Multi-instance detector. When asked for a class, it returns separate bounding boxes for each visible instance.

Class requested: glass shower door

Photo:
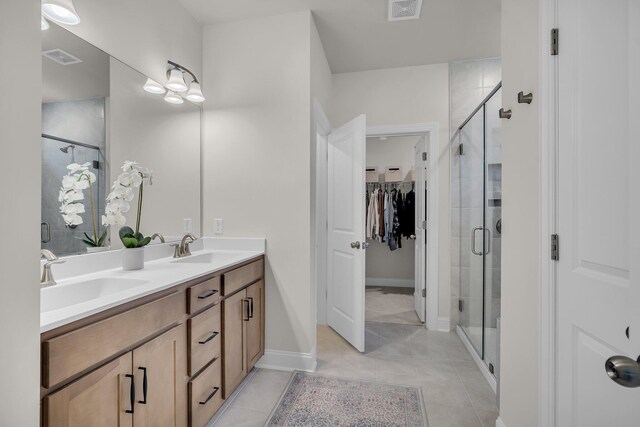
[458,108,486,357]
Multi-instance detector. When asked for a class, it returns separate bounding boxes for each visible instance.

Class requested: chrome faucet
[171,233,197,258]
[41,249,65,286]
[151,233,165,243]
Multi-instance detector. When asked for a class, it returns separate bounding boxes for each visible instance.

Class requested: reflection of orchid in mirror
[59,162,107,247]
[103,161,154,248]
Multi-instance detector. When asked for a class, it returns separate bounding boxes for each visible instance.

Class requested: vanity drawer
[42,292,184,389]
[189,358,223,427]
[222,259,263,296]
[188,276,221,314]
[188,304,221,376]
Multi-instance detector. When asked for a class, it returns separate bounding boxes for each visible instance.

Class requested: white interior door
[327,115,366,352]
[414,137,427,323]
[557,0,640,425]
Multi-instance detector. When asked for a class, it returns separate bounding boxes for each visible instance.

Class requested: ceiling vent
[42,49,82,65]
[388,0,423,21]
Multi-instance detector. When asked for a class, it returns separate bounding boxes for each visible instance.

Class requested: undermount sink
[171,252,240,265]
[41,277,150,313]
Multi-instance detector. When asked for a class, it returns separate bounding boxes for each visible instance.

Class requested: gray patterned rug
[265,372,428,427]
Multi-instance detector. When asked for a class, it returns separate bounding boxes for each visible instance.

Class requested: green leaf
[138,237,152,247]
[119,226,135,241]
[136,232,145,243]
[83,232,97,246]
[81,239,96,246]
[122,236,139,248]
[97,228,108,247]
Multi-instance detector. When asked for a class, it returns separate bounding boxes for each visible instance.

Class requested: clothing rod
[41,133,101,151]
[453,81,503,139]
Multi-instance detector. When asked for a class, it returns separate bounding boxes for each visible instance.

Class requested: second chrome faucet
[171,233,197,258]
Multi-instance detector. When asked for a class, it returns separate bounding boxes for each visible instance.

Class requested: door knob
[605,355,640,388]
[350,241,361,249]
[362,242,370,249]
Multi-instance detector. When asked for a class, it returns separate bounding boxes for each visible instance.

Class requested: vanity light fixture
[166,60,205,102]
[41,16,50,31]
[41,0,81,26]
[164,90,184,105]
[166,68,188,92]
[143,78,166,95]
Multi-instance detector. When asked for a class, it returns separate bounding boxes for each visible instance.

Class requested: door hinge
[422,152,427,161]
[551,28,559,55]
[422,289,426,298]
[488,363,495,374]
[459,143,464,155]
[551,234,559,261]
[458,300,463,312]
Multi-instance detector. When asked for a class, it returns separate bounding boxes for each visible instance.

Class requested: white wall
[202,12,315,359]
[63,0,202,85]
[330,64,451,318]
[0,0,42,425]
[499,0,540,425]
[365,136,418,282]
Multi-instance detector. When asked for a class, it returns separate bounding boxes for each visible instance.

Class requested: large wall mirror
[41,23,201,256]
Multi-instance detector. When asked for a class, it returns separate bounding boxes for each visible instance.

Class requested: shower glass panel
[41,136,104,256]
[453,82,502,377]
[457,109,485,357]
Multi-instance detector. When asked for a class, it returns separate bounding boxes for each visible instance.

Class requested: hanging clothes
[366,183,416,249]
[402,189,415,238]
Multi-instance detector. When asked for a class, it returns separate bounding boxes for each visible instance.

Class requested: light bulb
[164,91,184,104]
[143,78,166,95]
[166,68,188,92]
[41,0,80,25]
[185,81,205,103]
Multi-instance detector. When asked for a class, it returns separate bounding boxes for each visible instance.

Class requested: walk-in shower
[451,82,502,389]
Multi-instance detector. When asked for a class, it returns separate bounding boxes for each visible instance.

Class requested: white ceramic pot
[86,246,109,254]
[122,247,145,271]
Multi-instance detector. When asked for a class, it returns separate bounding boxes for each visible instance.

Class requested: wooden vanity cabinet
[41,255,264,427]
[222,277,265,398]
[43,326,186,427]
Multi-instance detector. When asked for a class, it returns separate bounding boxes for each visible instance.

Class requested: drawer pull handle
[197,289,218,300]
[138,367,148,404]
[248,297,254,319]
[243,299,250,321]
[125,374,135,414]
[199,387,220,405]
[198,331,219,345]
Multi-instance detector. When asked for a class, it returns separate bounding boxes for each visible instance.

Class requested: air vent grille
[388,0,423,21]
[42,49,82,65]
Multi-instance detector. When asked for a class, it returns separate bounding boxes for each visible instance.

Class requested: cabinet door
[246,280,264,371]
[222,290,247,398]
[44,353,133,427]
[132,325,188,427]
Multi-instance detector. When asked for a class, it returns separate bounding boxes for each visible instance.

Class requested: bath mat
[265,371,428,427]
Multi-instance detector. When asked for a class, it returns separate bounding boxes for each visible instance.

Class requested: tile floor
[365,286,423,326]
[211,323,499,427]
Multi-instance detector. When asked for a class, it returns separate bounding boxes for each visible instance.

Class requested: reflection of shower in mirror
[60,145,75,162]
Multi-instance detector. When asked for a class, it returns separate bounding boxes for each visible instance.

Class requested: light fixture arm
[167,60,199,84]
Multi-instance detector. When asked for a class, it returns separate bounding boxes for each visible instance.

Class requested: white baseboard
[456,326,497,393]
[495,416,506,427]
[437,317,450,332]
[255,349,317,372]
[366,277,415,288]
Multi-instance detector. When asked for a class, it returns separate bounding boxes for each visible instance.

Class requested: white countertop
[40,238,265,333]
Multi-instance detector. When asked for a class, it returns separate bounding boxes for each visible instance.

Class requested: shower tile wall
[42,98,107,256]
[449,58,501,328]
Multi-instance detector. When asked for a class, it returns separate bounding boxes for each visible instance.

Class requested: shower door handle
[41,222,51,244]
[471,227,483,255]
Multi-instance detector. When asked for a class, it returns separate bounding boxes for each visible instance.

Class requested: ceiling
[42,23,110,103]
[177,0,501,73]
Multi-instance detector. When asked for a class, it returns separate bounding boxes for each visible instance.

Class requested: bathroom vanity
[39,243,265,427]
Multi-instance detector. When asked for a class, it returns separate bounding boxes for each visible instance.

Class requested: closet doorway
[315,109,439,352]
[365,135,423,326]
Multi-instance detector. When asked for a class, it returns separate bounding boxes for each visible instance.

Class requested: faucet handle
[170,243,181,258]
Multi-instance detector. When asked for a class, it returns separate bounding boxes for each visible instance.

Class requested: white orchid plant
[59,162,108,248]
[103,161,154,249]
